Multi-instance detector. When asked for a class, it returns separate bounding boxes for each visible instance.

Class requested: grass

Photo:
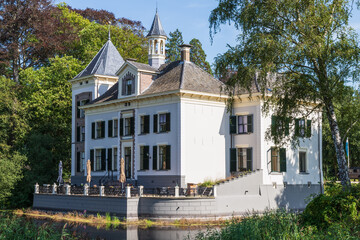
[4,209,231,229]
[0,212,78,240]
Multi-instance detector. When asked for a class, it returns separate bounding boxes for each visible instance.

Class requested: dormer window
[121,72,135,96]
[126,79,132,95]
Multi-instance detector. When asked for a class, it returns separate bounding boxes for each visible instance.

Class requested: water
[31,218,211,240]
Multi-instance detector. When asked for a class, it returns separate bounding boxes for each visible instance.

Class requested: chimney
[179,44,192,62]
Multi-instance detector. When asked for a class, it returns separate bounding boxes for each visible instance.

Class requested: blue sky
[55,0,360,67]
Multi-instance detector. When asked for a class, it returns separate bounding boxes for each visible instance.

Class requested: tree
[209,0,360,189]
[189,38,213,75]
[166,29,184,62]
[0,0,77,83]
[323,87,360,179]
[59,5,148,64]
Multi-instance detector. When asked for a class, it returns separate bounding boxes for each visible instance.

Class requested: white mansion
[70,12,323,189]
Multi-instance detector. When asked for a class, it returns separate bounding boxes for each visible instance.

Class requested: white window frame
[299,149,307,173]
[112,147,118,171]
[95,149,102,171]
[113,119,118,137]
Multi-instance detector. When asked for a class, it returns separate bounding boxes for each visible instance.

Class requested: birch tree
[210,0,360,189]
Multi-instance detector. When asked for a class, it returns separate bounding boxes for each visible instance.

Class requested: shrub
[302,183,360,230]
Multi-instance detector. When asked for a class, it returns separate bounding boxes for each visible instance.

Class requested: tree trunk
[326,101,351,189]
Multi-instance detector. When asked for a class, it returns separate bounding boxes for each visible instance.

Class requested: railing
[35,183,214,198]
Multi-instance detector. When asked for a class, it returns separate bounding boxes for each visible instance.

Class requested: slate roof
[147,11,166,37]
[88,82,118,105]
[74,40,124,79]
[128,60,158,72]
[142,61,224,95]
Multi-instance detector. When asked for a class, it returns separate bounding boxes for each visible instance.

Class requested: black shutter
[280,148,286,172]
[247,115,253,133]
[153,146,157,170]
[101,121,105,138]
[130,117,135,135]
[271,115,277,136]
[153,114,158,133]
[77,101,80,118]
[230,116,237,134]
[144,115,150,133]
[90,149,94,170]
[166,113,171,132]
[166,145,171,170]
[306,120,312,138]
[144,146,149,170]
[131,78,135,94]
[108,120,113,138]
[246,148,253,171]
[91,122,95,139]
[77,126,81,142]
[108,148,112,171]
[120,118,124,136]
[76,152,81,172]
[122,78,126,95]
[285,118,290,136]
[295,119,300,136]
[101,149,106,171]
[230,148,236,172]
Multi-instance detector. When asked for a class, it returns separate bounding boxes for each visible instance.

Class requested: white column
[65,184,71,195]
[139,185,144,197]
[175,186,179,197]
[100,185,105,196]
[126,186,131,198]
[34,183,39,194]
[84,183,89,196]
[52,183,57,195]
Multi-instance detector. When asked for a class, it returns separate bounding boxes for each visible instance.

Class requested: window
[94,149,106,171]
[299,151,307,173]
[124,118,131,136]
[121,73,135,96]
[238,148,252,171]
[158,145,171,170]
[124,147,132,178]
[270,147,286,173]
[113,147,118,171]
[126,79,132,95]
[80,152,85,172]
[229,115,253,134]
[230,148,252,172]
[120,117,134,137]
[140,115,150,134]
[81,126,85,142]
[113,119,118,137]
[92,121,105,139]
[108,119,118,137]
[77,99,89,119]
[95,149,102,171]
[153,113,170,133]
[159,114,167,132]
[271,115,290,137]
[76,151,85,172]
[295,118,312,138]
[140,146,150,170]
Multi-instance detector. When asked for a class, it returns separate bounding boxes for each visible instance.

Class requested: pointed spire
[108,22,111,41]
[147,10,166,37]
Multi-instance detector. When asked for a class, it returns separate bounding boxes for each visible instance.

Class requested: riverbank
[3,209,235,229]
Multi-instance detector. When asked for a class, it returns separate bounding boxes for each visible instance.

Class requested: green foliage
[189,38,213,75]
[165,29,184,62]
[59,4,148,64]
[0,213,75,239]
[194,210,359,240]
[0,150,26,208]
[322,87,360,179]
[302,183,360,229]
[209,0,360,187]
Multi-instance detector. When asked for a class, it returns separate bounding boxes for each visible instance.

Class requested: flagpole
[347,137,350,168]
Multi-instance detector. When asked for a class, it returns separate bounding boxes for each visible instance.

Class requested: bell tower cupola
[147,9,167,69]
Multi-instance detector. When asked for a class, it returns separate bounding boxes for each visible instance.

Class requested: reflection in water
[33,218,208,240]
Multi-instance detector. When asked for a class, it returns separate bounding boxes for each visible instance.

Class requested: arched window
[161,40,164,54]
[149,40,153,54]
[155,40,158,54]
